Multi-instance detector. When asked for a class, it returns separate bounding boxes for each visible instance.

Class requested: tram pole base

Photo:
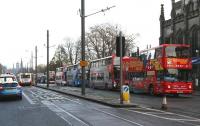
[161,104,168,110]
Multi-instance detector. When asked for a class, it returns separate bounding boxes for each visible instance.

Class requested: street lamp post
[80,1,116,96]
[47,30,49,88]
[81,0,86,95]
[119,31,123,104]
[35,46,37,86]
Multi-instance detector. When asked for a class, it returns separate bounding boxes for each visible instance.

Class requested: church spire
[159,4,165,45]
[160,4,165,21]
[172,0,175,5]
[20,58,23,73]
[171,0,176,18]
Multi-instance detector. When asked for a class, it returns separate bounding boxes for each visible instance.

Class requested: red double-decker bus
[129,44,193,95]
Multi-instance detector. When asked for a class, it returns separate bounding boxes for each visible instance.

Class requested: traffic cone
[161,95,167,110]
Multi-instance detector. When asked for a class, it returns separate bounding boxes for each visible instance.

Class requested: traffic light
[116,36,125,57]
[137,47,139,57]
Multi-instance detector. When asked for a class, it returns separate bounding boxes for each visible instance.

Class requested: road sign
[123,86,129,92]
[122,85,130,104]
[80,60,88,67]
[122,85,129,92]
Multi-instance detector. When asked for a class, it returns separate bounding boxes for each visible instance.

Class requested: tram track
[24,86,200,126]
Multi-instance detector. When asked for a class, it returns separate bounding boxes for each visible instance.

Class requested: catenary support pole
[120,31,123,104]
[35,46,37,86]
[81,0,86,95]
[47,30,49,88]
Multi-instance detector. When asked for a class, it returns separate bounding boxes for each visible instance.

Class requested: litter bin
[122,85,130,104]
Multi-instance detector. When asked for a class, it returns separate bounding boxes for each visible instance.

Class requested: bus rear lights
[167,85,171,89]
[188,85,192,89]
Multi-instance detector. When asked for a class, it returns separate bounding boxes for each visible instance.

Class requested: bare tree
[37,64,46,73]
[50,23,139,66]
[51,44,69,67]
[124,33,139,55]
[64,38,74,65]
[63,38,81,65]
[85,23,138,60]
[74,39,81,64]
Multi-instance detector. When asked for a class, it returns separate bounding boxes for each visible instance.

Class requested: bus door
[156,70,164,94]
[145,70,157,93]
[130,72,145,93]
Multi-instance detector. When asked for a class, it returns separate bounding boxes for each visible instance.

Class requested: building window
[175,30,183,44]
[191,28,200,56]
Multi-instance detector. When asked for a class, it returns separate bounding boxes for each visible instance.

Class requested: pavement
[194,90,200,96]
[35,83,139,108]
[35,83,200,108]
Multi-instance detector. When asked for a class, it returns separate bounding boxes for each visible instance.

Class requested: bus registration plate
[177,91,183,93]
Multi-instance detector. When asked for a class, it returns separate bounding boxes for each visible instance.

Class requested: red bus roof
[140,44,191,53]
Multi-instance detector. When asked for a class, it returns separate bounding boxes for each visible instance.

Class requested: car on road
[0,74,22,100]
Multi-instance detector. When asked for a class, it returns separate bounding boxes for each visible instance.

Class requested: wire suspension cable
[85,5,116,17]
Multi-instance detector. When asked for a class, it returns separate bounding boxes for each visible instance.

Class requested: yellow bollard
[122,85,130,104]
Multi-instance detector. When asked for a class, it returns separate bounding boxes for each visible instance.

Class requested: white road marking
[121,108,200,122]
[94,108,144,126]
[32,87,82,104]
[42,100,90,126]
[63,98,82,104]
[145,112,173,115]
[57,113,73,126]
[22,92,35,105]
[140,107,200,121]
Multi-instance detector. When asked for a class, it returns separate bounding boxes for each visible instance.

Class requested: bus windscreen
[164,69,192,82]
[165,46,191,58]
[21,75,30,78]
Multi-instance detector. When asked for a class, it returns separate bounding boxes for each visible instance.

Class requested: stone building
[160,0,200,88]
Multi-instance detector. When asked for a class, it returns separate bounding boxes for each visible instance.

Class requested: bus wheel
[149,85,154,95]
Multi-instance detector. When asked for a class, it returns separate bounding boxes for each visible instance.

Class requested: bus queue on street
[55,44,193,96]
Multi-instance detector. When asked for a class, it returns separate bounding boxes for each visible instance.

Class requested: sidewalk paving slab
[35,84,139,108]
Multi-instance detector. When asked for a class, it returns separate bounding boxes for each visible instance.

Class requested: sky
[0,0,172,68]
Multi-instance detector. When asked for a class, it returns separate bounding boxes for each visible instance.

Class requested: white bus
[55,67,67,86]
[89,55,131,90]
[18,73,33,86]
[89,56,113,89]
[66,64,82,87]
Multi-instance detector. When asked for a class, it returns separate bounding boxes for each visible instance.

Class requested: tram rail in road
[19,86,200,126]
